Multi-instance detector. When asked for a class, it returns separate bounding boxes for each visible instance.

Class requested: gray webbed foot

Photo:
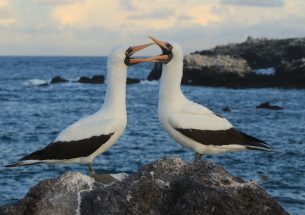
[87,163,116,184]
[91,173,116,184]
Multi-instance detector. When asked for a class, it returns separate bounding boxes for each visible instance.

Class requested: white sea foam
[140,80,159,85]
[254,67,275,75]
[26,79,49,86]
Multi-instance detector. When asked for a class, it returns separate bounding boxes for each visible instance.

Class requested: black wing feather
[175,127,270,151]
[20,133,114,161]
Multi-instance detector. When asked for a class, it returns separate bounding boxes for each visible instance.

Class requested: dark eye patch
[125,47,133,57]
[166,43,173,50]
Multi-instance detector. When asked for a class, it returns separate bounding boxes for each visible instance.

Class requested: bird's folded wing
[55,118,117,142]
[168,113,249,146]
[169,101,269,149]
[169,100,233,130]
[180,100,215,115]
[168,112,232,131]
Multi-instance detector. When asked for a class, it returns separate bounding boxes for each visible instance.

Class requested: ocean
[0,57,304,214]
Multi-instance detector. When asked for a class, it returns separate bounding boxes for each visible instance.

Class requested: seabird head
[108,43,157,67]
[146,36,183,65]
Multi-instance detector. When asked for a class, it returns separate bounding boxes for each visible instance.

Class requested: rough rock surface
[78,75,105,84]
[181,54,253,87]
[50,76,69,84]
[1,172,94,215]
[184,54,251,76]
[0,157,288,215]
[275,58,305,88]
[256,102,283,110]
[195,36,305,69]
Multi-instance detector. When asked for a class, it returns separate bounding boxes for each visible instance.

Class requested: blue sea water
[0,57,304,214]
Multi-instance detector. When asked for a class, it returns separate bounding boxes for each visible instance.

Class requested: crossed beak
[124,36,173,66]
[146,36,173,64]
[125,42,158,65]
[148,36,169,51]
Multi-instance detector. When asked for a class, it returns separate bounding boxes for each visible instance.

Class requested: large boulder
[0,157,288,215]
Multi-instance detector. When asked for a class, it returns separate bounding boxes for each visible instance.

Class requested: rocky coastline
[0,157,288,215]
[42,75,141,86]
[148,37,305,88]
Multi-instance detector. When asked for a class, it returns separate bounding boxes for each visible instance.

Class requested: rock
[195,37,305,69]
[78,75,104,84]
[181,54,254,87]
[184,54,251,77]
[126,77,141,84]
[223,106,231,112]
[0,157,288,215]
[0,172,94,215]
[78,76,91,83]
[50,76,68,84]
[256,102,283,110]
[147,62,162,81]
[275,58,305,88]
[147,55,253,87]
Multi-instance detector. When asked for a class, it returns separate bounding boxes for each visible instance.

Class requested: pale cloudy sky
[0,0,304,55]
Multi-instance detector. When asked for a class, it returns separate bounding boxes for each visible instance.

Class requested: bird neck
[159,60,185,107]
[101,61,127,116]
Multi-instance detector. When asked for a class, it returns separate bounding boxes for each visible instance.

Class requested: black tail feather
[245,145,272,152]
[240,131,271,151]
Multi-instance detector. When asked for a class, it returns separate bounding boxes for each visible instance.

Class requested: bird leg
[87,163,116,184]
[87,163,96,176]
[194,152,202,163]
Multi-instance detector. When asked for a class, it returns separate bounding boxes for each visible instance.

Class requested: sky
[0,0,305,56]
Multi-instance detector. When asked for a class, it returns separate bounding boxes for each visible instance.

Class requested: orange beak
[125,42,159,65]
[148,36,169,51]
[146,36,172,63]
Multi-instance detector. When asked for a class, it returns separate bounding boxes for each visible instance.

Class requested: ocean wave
[25,79,49,86]
[140,80,159,85]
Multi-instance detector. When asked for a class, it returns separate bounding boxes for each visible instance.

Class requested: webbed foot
[90,173,116,184]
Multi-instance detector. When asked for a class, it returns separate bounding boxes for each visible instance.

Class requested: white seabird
[5,43,155,176]
[148,36,271,163]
